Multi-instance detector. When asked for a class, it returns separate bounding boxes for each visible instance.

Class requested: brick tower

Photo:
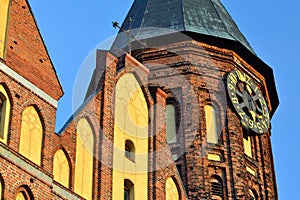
[110,0,279,199]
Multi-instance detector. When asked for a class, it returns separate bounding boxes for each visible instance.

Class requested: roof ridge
[212,0,255,53]
[137,0,150,38]
[210,0,234,39]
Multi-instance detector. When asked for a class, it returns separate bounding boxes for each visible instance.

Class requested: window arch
[166,103,177,143]
[15,186,34,200]
[165,177,179,200]
[0,84,11,144]
[53,149,70,188]
[19,106,43,165]
[205,105,218,144]
[74,118,94,200]
[125,140,135,162]
[210,176,223,200]
[249,189,257,200]
[124,179,134,200]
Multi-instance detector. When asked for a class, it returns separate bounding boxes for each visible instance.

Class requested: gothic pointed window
[15,186,33,200]
[124,179,134,200]
[53,149,70,188]
[165,177,179,200]
[205,105,218,144]
[0,84,11,144]
[19,106,43,165]
[210,176,223,200]
[0,97,4,136]
[74,118,94,200]
[166,103,177,143]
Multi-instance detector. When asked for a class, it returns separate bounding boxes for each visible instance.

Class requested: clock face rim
[226,69,270,134]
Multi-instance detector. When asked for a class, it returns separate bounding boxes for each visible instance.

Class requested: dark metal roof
[110,0,279,115]
[112,0,254,53]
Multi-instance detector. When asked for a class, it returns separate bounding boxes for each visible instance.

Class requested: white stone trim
[0,62,58,107]
[0,144,52,184]
[52,184,81,200]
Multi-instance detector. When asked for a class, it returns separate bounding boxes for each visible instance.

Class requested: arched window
[249,189,257,200]
[0,84,11,144]
[243,129,252,158]
[125,140,135,162]
[15,186,33,200]
[124,179,134,200]
[74,118,94,200]
[166,103,177,143]
[205,105,218,144]
[53,149,70,188]
[165,177,179,200]
[210,176,223,200]
[19,106,43,165]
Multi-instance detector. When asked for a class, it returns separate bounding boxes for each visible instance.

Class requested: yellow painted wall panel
[19,106,43,165]
[208,153,221,161]
[166,177,179,200]
[15,192,26,200]
[0,85,10,144]
[0,0,10,59]
[53,149,70,188]
[113,73,148,200]
[74,118,94,200]
[243,136,252,158]
[205,105,218,144]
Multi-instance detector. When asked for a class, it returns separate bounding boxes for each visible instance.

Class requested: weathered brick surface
[133,39,278,199]
[5,0,63,100]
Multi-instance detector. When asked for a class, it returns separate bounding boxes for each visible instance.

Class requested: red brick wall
[5,0,63,100]
[133,39,278,199]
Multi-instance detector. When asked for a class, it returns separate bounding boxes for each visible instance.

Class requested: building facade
[0,0,278,200]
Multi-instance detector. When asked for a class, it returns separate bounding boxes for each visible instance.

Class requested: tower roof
[113,0,254,53]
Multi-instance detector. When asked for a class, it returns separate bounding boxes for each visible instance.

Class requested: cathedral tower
[110,0,279,199]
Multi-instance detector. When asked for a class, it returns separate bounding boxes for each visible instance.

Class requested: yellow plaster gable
[113,73,148,200]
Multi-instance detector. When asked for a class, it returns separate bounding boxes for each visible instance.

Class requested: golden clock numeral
[229,73,238,84]
[263,107,269,117]
[236,70,246,82]
[228,83,236,91]
[254,86,258,93]
[262,120,268,129]
[257,122,263,133]
[239,112,246,119]
[249,119,254,128]
[246,75,251,85]
[231,97,239,104]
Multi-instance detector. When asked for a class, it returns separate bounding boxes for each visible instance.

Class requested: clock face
[227,69,270,134]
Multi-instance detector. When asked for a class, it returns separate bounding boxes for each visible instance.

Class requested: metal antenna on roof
[112,17,147,55]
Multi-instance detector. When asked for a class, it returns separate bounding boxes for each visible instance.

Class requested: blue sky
[28,0,299,199]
